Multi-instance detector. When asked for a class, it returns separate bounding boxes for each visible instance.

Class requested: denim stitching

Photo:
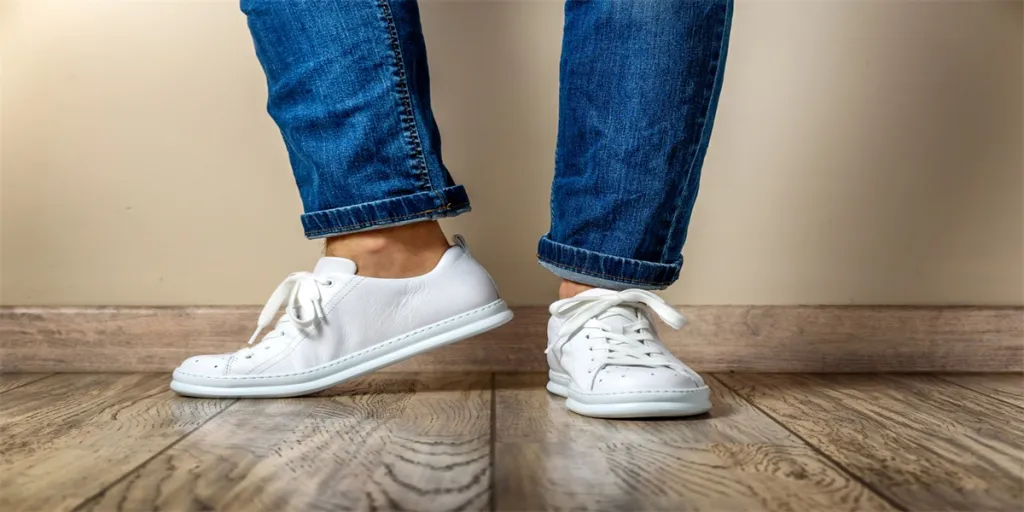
[305,201,469,237]
[376,0,432,194]
[539,237,681,271]
[536,254,673,287]
[543,238,681,268]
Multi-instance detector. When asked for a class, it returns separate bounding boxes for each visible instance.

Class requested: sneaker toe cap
[590,366,705,394]
[174,354,232,378]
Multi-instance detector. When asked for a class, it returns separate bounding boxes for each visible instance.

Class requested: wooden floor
[1,373,1021,511]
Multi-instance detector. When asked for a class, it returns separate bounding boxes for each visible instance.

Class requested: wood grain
[80,373,491,512]
[0,306,543,374]
[0,373,233,512]
[493,373,893,511]
[718,374,1024,511]
[666,305,1023,373]
[2,305,1021,373]
[0,373,51,393]
[939,373,1024,408]
[3,372,1020,511]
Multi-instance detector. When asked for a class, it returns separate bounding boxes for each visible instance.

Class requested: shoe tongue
[313,257,357,277]
[575,288,617,299]
[575,289,641,329]
[596,308,641,330]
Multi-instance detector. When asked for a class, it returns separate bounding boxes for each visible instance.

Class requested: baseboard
[1,305,1021,373]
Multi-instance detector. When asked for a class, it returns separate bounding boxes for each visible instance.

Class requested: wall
[2,0,1022,306]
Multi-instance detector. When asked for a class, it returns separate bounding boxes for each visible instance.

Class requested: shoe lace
[546,290,686,372]
[239,272,333,359]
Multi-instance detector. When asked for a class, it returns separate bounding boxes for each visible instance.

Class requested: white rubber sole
[171,299,513,398]
[547,370,711,419]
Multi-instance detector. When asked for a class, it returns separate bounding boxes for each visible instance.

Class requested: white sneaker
[171,237,512,398]
[545,289,710,419]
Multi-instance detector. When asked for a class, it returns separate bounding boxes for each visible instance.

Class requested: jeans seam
[376,0,433,195]
[659,2,731,263]
[536,254,672,287]
[305,201,467,237]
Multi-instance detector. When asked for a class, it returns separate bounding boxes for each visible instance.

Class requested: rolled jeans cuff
[537,235,681,291]
[300,185,471,239]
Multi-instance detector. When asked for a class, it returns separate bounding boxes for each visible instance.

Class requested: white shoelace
[240,272,333,359]
[547,290,686,372]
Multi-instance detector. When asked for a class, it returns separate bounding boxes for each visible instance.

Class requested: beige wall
[2,0,1022,307]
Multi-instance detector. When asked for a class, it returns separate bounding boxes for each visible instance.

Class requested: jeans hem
[301,185,470,239]
[536,235,681,290]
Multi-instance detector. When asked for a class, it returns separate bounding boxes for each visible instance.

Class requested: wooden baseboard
[1,305,1021,373]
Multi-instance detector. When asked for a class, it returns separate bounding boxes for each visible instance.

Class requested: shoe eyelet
[245,355,253,359]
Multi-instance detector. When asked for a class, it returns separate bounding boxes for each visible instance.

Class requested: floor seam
[0,373,56,394]
[710,374,908,512]
[69,397,240,511]
[932,374,1024,411]
[488,372,497,512]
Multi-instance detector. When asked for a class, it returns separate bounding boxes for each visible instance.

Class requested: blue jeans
[242,0,733,290]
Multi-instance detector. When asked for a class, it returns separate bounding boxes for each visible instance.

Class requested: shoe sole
[171,299,513,398]
[546,370,711,419]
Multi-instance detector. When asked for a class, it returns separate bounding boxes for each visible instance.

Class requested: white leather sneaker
[545,289,710,419]
[171,236,512,398]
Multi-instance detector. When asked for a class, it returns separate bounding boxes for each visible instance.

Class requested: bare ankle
[324,221,450,278]
[559,279,596,299]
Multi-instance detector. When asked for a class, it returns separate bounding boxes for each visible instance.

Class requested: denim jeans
[242,0,733,290]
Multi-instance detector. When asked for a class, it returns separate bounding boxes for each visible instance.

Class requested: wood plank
[668,306,1023,373]
[939,373,1024,408]
[718,374,1024,511]
[493,373,893,511]
[2,305,1021,373]
[0,373,51,393]
[0,306,543,374]
[0,307,262,374]
[0,373,233,512]
[79,373,491,512]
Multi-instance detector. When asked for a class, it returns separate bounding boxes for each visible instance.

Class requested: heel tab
[452,234,471,256]
[434,234,473,272]
[447,234,500,300]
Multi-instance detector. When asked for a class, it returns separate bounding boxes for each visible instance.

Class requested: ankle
[559,280,596,299]
[324,221,450,278]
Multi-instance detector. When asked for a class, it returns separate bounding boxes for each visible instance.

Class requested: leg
[243,0,463,276]
[540,0,733,294]
[171,1,512,398]
[542,0,734,419]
